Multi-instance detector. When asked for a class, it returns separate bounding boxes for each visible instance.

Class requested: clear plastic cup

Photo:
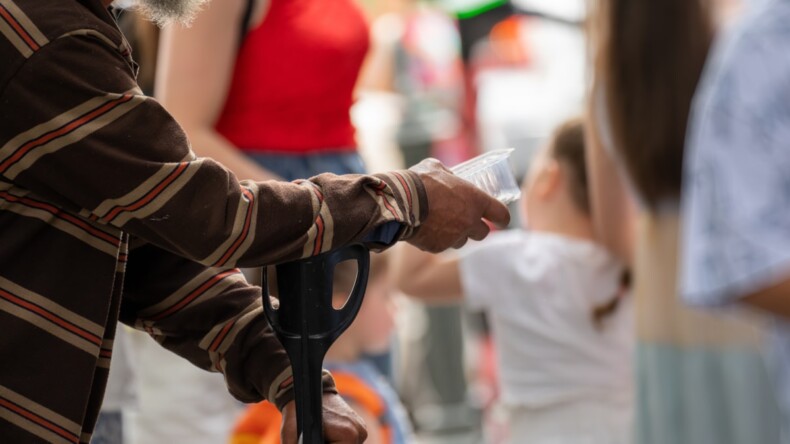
[451,148,521,204]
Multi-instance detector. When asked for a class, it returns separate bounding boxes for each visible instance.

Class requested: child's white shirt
[459,230,633,409]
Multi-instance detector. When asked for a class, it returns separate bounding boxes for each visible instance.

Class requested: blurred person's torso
[460,230,633,409]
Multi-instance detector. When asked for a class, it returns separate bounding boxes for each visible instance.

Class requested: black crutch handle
[262,244,370,444]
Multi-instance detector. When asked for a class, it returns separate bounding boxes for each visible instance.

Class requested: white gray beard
[122,0,209,26]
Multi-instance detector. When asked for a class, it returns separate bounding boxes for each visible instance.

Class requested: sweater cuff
[373,170,429,241]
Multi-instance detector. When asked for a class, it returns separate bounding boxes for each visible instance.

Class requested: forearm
[186,127,281,182]
[742,277,790,319]
[590,183,635,265]
[156,0,272,182]
[585,110,636,266]
[393,244,463,302]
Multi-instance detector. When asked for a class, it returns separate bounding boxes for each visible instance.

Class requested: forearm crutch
[262,244,370,444]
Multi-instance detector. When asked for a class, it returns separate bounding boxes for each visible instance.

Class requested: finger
[468,219,491,241]
[452,236,468,249]
[280,401,298,444]
[322,394,367,444]
[356,422,368,443]
[280,428,297,444]
[280,424,297,444]
[324,422,359,443]
[482,196,511,228]
[325,424,363,444]
[409,157,450,174]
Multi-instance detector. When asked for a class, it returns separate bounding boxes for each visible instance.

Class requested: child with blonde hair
[394,117,633,443]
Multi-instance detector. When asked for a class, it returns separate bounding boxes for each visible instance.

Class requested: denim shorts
[92,411,122,444]
[245,151,366,181]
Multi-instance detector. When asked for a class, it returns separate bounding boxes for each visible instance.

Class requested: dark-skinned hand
[407,158,510,252]
[280,393,367,444]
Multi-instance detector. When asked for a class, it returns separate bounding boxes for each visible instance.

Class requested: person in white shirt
[394,117,633,444]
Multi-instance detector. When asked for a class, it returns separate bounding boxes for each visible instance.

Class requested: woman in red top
[158,0,371,182]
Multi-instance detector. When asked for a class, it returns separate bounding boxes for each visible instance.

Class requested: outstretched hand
[407,158,510,252]
[280,393,368,444]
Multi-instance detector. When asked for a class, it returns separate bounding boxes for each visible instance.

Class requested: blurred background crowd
[95,0,790,443]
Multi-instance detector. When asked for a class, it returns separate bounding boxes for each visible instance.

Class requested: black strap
[239,0,256,48]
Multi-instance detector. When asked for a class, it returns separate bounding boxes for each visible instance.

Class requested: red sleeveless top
[215,0,369,154]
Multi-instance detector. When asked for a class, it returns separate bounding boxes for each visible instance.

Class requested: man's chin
[119,0,209,26]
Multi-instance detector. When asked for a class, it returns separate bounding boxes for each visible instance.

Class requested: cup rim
[450,148,515,177]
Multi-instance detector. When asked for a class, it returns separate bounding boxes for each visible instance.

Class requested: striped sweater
[0,1,427,443]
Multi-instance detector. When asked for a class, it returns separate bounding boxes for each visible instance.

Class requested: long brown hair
[546,117,628,327]
[591,0,714,209]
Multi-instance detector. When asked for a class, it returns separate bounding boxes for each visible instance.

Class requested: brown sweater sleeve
[0,32,426,405]
[0,33,427,268]
[119,241,298,408]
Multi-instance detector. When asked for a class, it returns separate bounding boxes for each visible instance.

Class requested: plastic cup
[451,148,521,204]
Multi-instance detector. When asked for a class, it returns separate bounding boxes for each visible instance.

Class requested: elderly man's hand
[280,393,367,444]
[408,158,511,252]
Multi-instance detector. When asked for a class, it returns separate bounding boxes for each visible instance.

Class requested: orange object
[489,16,531,66]
[230,400,281,444]
[229,371,392,444]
